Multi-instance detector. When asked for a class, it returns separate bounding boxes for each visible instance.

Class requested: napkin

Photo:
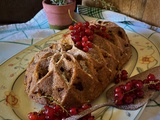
[0,10,60,64]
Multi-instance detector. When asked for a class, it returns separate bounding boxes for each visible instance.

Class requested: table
[0,5,160,120]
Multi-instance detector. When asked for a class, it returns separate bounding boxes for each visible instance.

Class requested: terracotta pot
[42,0,76,29]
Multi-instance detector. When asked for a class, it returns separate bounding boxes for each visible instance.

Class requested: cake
[24,21,132,108]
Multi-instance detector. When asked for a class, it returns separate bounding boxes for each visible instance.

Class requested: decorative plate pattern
[0,28,160,120]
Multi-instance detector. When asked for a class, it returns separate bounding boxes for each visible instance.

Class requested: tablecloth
[0,5,160,120]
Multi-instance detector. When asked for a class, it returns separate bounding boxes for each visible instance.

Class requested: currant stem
[68,9,77,23]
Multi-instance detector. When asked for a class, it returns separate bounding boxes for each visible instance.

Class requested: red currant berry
[155,83,160,91]
[80,31,85,38]
[143,79,150,84]
[124,84,131,92]
[121,70,128,75]
[129,91,137,99]
[95,24,101,29]
[114,86,122,93]
[82,36,88,42]
[101,26,106,31]
[135,80,143,89]
[44,105,55,118]
[82,42,88,47]
[72,35,80,42]
[148,84,156,90]
[114,91,124,101]
[77,22,83,27]
[147,73,155,81]
[85,28,92,36]
[88,35,94,41]
[38,113,45,120]
[131,79,138,86]
[123,95,134,104]
[135,89,144,98]
[121,73,128,81]
[118,84,125,92]
[87,41,93,48]
[73,24,80,29]
[126,81,133,89]
[88,116,95,120]
[82,103,91,110]
[84,21,90,27]
[114,76,120,84]
[69,107,77,115]
[76,41,82,48]
[69,25,74,30]
[83,47,89,52]
[28,112,38,120]
[53,104,61,113]
[89,25,96,31]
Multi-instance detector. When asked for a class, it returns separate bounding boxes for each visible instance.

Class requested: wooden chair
[82,0,160,27]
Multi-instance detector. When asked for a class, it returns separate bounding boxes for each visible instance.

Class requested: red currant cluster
[68,21,109,52]
[114,73,160,105]
[28,103,94,120]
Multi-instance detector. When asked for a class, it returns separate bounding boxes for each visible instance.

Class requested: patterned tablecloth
[0,5,159,120]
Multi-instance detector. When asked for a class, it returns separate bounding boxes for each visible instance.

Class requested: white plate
[0,28,160,120]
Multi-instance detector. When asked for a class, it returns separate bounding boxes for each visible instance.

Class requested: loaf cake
[24,21,132,108]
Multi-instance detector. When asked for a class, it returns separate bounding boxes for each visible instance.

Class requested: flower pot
[42,0,76,30]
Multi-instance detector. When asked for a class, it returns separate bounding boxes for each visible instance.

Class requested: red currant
[84,21,90,27]
[87,41,93,48]
[101,26,106,31]
[83,47,89,52]
[82,103,91,110]
[114,86,122,93]
[135,80,143,89]
[38,113,45,120]
[135,89,144,98]
[114,91,124,101]
[69,107,77,115]
[155,83,160,91]
[85,28,92,36]
[68,25,74,30]
[124,84,131,91]
[77,22,83,27]
[147,73,155,81]
[82,36,88,42]
[76,41,82,48]
[28,112,38,120]
[123,95,134,104]
[44,105,55,118]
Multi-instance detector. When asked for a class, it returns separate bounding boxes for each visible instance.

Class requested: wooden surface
[82,0,160,27]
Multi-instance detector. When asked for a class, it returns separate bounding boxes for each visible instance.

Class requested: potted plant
[42,0,76,30]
